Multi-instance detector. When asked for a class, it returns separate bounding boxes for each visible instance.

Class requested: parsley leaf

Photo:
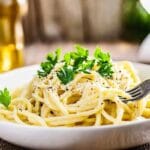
[76,59,95,73]
[64,53,72,65]
[98,62,114,78]
[38,48,61,77]
[58,45,90,84]
[94,47,110,62]
[71,45,88,70]
[47,48,61,65]
[94,47,114,78]
[0,88,11,108]
[38,45,114,84]
[75,45,88,59]
[57,65,74,84]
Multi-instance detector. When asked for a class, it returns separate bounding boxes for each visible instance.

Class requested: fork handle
[142,79,150,90]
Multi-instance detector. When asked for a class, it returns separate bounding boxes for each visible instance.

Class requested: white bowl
[0,63,150,150]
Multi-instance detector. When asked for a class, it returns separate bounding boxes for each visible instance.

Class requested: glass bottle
[0,0,28,72]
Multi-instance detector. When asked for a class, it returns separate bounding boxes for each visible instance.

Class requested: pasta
[0,61,149,127]
[0,47,150,127]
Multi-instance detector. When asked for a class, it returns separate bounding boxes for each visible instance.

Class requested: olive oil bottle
[0,0,28,72]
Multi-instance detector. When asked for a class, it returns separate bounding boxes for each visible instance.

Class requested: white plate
[0,63,150,150]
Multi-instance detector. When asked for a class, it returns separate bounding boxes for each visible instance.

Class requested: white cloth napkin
[138,34,150,63]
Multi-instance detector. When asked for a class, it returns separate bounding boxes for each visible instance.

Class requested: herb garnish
[0,88,11,108]
[38,48,61,77]
[57,65,74,85]
[38,45,114,84]
[94,47,114,78]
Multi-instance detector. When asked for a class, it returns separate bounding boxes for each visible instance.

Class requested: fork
[119,79,150,103]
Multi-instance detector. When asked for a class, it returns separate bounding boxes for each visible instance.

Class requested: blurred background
[0,0,150,72]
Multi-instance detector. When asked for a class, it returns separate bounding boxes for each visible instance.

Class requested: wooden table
[1,41,149,150]
[24,41,140,66]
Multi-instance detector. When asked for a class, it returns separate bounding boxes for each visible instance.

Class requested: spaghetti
[0,48,150,127]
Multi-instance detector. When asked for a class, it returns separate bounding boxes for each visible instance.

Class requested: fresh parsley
[71,45,88,70]
[38,48,61,77]
[94,47,114,78]
[98,62,113,78]
[38,45,114,84]
[57,65,74,85]
[76,59,95,73]
[0,88,11,108]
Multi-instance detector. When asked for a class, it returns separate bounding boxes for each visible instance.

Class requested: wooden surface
[24,41,140,66]
[1,41,149,150]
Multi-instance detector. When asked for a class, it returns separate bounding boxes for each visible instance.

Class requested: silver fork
[119,79,150,103]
